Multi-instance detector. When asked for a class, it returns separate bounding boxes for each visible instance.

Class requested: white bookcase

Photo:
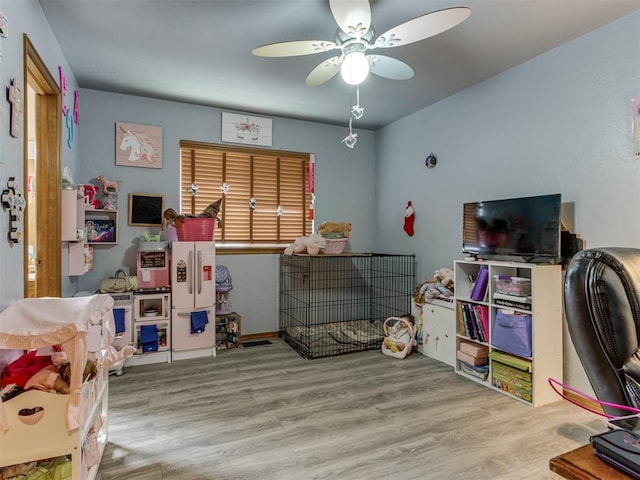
[453,259,562,406]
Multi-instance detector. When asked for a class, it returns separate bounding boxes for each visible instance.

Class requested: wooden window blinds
[180,141,313,244]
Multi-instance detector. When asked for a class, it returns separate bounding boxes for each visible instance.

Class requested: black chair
[564,247,640,417]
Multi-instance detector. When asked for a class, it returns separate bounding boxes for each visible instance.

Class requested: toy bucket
[175,218,215,241]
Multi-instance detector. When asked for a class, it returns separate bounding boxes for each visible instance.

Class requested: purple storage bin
[491,310,532,358]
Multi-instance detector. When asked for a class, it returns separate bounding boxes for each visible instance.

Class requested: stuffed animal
[413,268,455,303]
[317,221,351,238]
[283,234,327,255]
[433,268,454,289]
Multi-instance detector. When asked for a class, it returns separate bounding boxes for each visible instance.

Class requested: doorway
[24,34,62,297]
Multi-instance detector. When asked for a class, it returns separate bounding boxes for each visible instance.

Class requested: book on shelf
[458,360,489,380]
[475,304,489,341]
[461,303,478,340]
[460,302,488,342]
[493,292,532,303]
[494,298,532,311]
[489,350,532,372]
[470,266,489,301]
[493,292,532,311]
[456,302,466,336]
[461,303,475,339]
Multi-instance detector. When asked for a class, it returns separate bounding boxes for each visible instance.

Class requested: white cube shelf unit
[453,259,562,407]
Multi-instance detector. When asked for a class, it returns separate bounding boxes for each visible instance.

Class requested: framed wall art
[221,112,272,147]
[116,122,163,168]
[128,193,164,226]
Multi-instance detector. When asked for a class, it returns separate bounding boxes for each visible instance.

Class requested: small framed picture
[128,193,164,226]
[85,219,115,243]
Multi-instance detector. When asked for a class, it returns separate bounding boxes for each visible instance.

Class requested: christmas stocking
[404,201,415,236]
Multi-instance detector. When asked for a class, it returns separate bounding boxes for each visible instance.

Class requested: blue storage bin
[491,309,532,358]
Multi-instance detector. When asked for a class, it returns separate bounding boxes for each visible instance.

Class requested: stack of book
[457,341,489,380]
[489,351,533,402]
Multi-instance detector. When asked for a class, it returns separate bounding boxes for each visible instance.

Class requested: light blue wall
[0,1,80,308]
[375,11,640,391]
[76,91,376,334]
[376,11,640,276]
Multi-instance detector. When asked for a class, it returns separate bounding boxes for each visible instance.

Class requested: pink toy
[83,184,101,209]
[96,175,118,194]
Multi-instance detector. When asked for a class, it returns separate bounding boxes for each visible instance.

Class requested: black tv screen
[462,194,561,260]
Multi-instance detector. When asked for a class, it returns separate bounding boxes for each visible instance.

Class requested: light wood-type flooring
[97,338,601,480]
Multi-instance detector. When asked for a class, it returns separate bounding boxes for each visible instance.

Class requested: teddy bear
[317,221,351,238]
[283,234,327,255]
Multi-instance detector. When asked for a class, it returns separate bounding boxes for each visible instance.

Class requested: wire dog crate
[279,253,415,359]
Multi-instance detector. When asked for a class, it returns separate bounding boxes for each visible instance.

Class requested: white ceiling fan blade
[368,55,414,80]
[306,56,342,86]
[374,7,471,49]
[329,0,371,38]
[253,40,337,57]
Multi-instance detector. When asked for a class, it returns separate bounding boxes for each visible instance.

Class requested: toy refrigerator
[170,241,216,359]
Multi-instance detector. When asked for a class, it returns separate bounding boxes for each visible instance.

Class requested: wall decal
[73,90,79,124]
[59,66,67,95]
[65,109,74,148]
[115,122,163,169]
[7,79,22,138]
[59,66,67,117]
[221,112,272,147]
[1,177,26,243]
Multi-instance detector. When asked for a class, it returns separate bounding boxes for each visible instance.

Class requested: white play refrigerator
[170,241,217,360]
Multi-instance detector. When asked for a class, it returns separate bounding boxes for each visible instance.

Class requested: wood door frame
[24,34,62,297]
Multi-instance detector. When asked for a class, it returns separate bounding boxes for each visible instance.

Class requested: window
[180,141,313,247]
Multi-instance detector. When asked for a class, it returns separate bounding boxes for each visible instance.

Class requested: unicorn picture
[115,122,163,168]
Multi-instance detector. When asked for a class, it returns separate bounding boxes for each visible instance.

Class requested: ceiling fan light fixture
[340,51,369,85]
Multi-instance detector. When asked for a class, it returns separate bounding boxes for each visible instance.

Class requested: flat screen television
[462,193,562,261]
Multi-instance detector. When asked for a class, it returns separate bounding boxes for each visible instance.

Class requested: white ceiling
[39,0,640,130]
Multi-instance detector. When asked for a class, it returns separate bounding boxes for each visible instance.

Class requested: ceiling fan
[252,0,471,86]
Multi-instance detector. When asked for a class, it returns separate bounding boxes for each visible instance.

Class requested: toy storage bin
[321,238,348,254]
[175,218,215,241]
[494,275,531,297]
[491,309,533,358]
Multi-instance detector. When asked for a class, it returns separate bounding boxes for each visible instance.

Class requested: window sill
[215,244,287,255]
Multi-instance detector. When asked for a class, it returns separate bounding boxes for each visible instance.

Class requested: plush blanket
[285,319,384,356]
